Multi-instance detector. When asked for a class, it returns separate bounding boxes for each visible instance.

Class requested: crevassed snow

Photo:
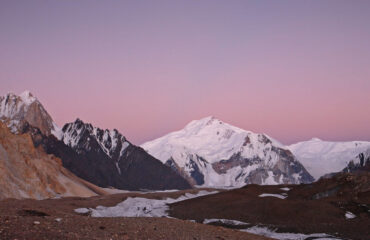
[345,211,356,219]
[74,190,218,218]
[242,226,340,240]
[288,138,370,179]
[259,193,287,199]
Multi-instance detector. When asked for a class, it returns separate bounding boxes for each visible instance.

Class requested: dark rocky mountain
[25,119,191,191]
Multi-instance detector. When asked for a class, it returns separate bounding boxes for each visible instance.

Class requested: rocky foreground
[0,189,268,240]
[0,173,369,240]
[170,173,370,240]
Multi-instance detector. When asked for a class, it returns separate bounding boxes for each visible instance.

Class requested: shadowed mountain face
[25,120,191,191]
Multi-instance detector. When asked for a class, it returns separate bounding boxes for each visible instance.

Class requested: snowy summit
[142,116,313,187]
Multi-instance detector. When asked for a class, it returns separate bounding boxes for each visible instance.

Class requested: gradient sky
[1,0,370,145]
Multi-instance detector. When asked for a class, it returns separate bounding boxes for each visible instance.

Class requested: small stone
[33,221,40,225]
[55,218,62,222]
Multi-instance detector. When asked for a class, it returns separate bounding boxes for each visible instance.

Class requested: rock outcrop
[0,91,59,136]
[0,122,105,200]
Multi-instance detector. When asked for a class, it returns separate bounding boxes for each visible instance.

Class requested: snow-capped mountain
[0,91,60,136]
[288,138,370,179]
[48,118,191,190]
[142,116,314,187]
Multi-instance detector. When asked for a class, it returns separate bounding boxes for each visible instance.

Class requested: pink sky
[1,0,370,144]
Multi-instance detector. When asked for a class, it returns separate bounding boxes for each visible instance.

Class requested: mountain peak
[142,117,314,186]
[19,90,37,105]
[0,91,57,136]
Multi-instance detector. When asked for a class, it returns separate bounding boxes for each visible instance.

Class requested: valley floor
[0,189,267,240]
[0,173,369,240]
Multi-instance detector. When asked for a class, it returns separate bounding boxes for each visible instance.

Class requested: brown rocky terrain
[169,173,370,240]
[0,121,105,199]
[0,190,269,240]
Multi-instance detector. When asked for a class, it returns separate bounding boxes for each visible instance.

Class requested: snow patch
[258,193,287,199]
[242,226,340,240]
[345,211,356,219]
[203,218,249,226]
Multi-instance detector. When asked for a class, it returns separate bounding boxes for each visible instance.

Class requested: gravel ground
[0,189,269,240]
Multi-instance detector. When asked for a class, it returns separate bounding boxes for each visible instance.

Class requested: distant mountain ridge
[288,138,370,179]
[55,118,191,190]
[3,90,368,190]
[142,116,314,187]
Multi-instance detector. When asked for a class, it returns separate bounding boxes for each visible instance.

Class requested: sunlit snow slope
[142,116,313,187]
[288,138,370,179]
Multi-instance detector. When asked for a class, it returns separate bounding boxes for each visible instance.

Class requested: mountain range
[0,90,369,199]
[0,91,191,196]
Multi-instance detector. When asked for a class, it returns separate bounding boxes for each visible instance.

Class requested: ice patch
[203,218,249,226]
[242,226,340,240]
[74,208,90,214]
[75,190,218,218]
[258,193,286,199]
[280,187,290,191]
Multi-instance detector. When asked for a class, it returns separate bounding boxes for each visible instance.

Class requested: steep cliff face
[0,122,105,200]
[0,91,59,136]
[142,116,314,187]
